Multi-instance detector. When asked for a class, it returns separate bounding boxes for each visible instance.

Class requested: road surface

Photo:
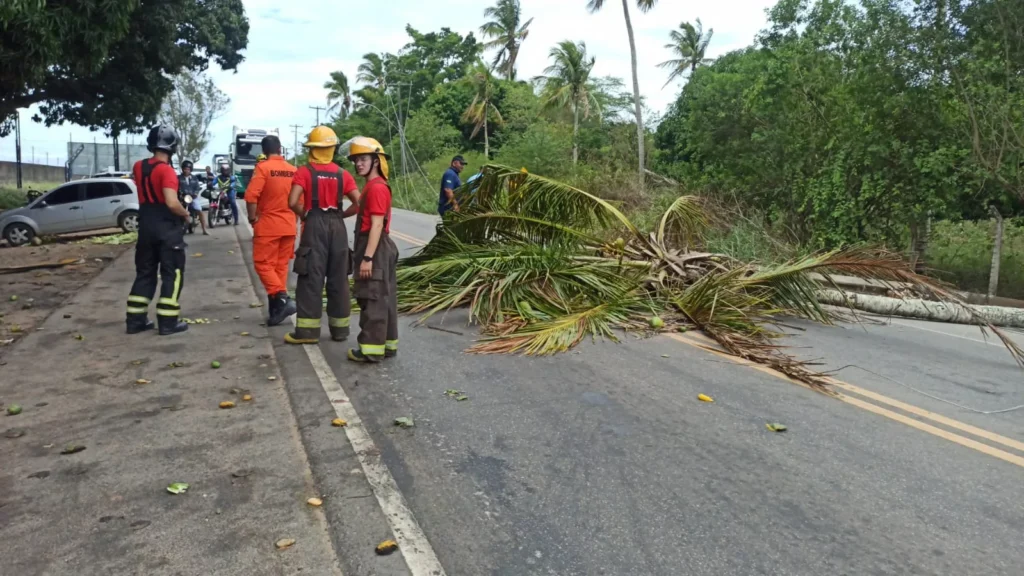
[3,207,1023,576]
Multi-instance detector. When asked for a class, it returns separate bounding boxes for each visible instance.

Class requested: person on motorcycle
[125,125,189,336]
[178,160,208,235]
[214,163,240,226]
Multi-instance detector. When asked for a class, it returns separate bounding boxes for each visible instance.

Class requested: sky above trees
[1,0,772,167]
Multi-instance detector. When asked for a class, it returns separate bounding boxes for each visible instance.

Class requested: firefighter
[125,125,190,336]
[245,135,298,326]
[345,137,398,363]
[285,125,361,344]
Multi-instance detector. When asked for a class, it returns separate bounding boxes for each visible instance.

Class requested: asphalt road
[260,209,1024,575]
[5,207,1023,576]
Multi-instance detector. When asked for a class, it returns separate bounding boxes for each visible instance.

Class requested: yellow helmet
[256,153,267,162]
[304,125,340,148]
[344,136,391,180]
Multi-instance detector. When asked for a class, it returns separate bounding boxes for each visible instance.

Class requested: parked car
[89,170,132,179]
[0,178,140,246]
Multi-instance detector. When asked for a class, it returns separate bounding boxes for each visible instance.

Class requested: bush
[927,219,1024,299]
[389,151,488,214]
[494,120,573,180]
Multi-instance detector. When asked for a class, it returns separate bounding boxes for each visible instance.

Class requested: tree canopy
[0,0,248,136]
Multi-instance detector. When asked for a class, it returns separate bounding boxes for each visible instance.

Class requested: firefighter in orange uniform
[245,135,298,326]
[285,125,361,344]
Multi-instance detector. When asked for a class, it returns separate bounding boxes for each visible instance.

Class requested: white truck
[229,126,282,198]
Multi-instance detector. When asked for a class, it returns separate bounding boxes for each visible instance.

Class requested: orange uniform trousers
[253,235,295,295]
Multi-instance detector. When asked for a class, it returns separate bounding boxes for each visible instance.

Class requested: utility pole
[14,112,22,188]
[309,106,326,126]
[32,146,35,164]
[290,124,302,161]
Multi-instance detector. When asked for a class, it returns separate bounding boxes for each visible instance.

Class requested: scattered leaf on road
[9,325,22,333]
[231,469,250,478]
[166,482,189,494]
[135,379,151,385]
[27,470,50,479]
[240,331,250,336]
[275,538,295,550]
[193,253,203,257]
[0,338,13,345]
[131,359,145,365]
[211,361,221,369]
[219,401,235,409]
[242,394,253,402]
[766,423,788,433]
[444,389,461,397]
[375,540,398,556]
[73,334,84,340]
[5,428,26,438]
[394,417,414,428]
[307,497,323,507]
[6,404,22,415]
[456,395,468,401]
[228,250,235,254]
[331,418,347,427]
[9,295,17,301]
[60,444,86,455]
[167,361,185,368]
[249,302,264,308]
[267,376,277,381]
[697,394,714,403]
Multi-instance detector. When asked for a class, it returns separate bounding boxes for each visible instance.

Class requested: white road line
[241,216,446,576]
[886,318,1010,348]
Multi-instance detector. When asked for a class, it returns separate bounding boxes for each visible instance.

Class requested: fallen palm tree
[397,165,1024,390]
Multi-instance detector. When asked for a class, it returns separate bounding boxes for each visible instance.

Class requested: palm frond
[657,195,707,249]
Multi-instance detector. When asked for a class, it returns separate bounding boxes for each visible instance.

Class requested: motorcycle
[208,182,234,227]
[179,192,199,234]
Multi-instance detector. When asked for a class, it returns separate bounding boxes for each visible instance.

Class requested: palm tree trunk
[989,206,1004,299]
[484,108,490,159]
[621,0,645,192]
[573,103,579,166]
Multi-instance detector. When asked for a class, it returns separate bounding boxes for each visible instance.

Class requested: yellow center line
[668,332,1024,468]
[392,224,1024,468]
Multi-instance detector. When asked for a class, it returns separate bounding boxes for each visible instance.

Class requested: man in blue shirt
[438,155,467,216]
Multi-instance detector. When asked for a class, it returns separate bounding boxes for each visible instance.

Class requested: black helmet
[147,125,179,154]
[180,159,193,170]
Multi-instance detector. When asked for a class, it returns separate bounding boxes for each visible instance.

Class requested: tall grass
[0,182,62,211]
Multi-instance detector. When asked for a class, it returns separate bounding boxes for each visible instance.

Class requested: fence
[67,142,150,179]
[0,161,65,185]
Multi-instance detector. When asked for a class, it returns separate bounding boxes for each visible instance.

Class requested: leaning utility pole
[14,112,23,188]
[289,124,302,161]
[309,106,326,126]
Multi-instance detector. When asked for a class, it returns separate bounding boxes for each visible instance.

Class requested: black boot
[126,314,155,335]
[158,316,189,335]
[267,292,295,327]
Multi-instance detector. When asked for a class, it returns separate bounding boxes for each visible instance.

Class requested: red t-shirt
[359,177,392,234]
[132,158,178,204]
[291,162,357,211]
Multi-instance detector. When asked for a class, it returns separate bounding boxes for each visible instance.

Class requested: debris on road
[4,428,26,438]
[444,389,469,401]
[135,379,151,385]
[697,394,714,402]
[0,258,84,275]
[6,404,22,415]
[375,540,398,555]
[268,376,277,381]
[649,316,665,329]
[9,295,17,301]
[394,417,415,428]
[90,232,137,245]
[242,394,253,402]
[306,497,323,507]
[331,418,347,427]
[167,361,185,368]
[193,253,203,257]
[219,401,235,409]
[0,338,14,346]
[60,444,86,455]
[166,482,190,495]
[240,331,250,336]
[231,469,250,478]
[426,324,464,336]
[211,360,221,369]
[249,302,264,308]
[275,538,296,550]
[73,333,84,340]
[766,422,788,432]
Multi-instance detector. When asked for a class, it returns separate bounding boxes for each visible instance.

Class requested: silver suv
[0,178,140,246]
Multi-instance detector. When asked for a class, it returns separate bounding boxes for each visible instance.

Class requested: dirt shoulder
[1,235,132,354]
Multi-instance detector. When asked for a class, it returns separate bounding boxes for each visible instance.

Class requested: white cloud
[1,0,773,169]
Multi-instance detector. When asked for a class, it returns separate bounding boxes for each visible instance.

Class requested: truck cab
[229,127,280,198]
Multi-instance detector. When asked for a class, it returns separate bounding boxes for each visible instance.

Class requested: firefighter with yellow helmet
[345,136,399,362]
[285,125,361,344]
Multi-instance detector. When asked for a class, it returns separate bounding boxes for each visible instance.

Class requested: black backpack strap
[140,160,164,204]
[306,164,342,210]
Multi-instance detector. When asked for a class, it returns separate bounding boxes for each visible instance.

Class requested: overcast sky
[0,0,774,169]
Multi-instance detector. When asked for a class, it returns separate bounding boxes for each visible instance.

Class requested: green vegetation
[0,182,61,211]
[319,0,1023,296]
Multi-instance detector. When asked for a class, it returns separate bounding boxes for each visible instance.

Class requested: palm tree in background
[479,0,534,81]
[535,41,600,166]
[324,71,352,120]
[356,53,389,91]
[586,0,656,190]
[462,63,505,158]
[658,19,714,87]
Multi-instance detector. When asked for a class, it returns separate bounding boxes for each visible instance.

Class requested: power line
[309,106,327,126]
[289,124,303,161]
